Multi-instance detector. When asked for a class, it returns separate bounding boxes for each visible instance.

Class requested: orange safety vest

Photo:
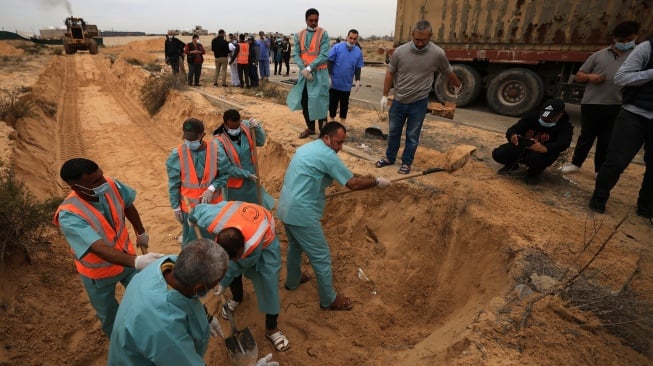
[237,42,249,64]
[178,140,222,212]
[216,127,256,189]
[207,201,275,259]
[53,177,135,280]
[298,28,327,70]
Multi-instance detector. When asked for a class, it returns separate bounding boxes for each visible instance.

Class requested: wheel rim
[497,80,526,107]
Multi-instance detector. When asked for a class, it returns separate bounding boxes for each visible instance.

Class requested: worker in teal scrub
[277,122,392,310]
[190,201,289,352]
[214,109,275,209]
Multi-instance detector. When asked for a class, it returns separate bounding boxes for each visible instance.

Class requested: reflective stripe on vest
[178,141,221,212]
[216,128,256,189]
[207,202,275,258]
[299,28,327,70]
[237,42,249,64]
[53,177,134,279]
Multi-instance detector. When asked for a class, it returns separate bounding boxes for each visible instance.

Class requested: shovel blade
[225,327,258,366]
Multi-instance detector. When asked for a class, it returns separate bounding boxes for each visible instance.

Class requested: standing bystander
[211,29,230,87]
[328,29,364,127]
[184,34,206,86]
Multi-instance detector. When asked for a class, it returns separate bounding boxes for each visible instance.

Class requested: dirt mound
[0,41,24,56]
[121,37,165,52]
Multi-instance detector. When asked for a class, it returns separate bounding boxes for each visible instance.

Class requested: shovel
[222,303,258,366]
[327,144,476,198]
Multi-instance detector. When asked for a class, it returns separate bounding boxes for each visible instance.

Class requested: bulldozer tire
[87,39,98,55]
[64,41,76,55]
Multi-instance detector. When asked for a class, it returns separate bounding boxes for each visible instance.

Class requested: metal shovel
[223,303,258,366]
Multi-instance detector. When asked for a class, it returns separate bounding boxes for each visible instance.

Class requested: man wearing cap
[492,98,573,185]
[590,35,653,220]
[257,31,271,82]
[166,118,225,247]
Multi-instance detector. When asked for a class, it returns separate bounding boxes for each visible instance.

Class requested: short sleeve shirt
[580,47,633,105]
[277,140,353,226]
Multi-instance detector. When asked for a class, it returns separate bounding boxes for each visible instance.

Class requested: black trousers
[228,275,278,330]
[187,63,202,85]
[282,56,290,75]
[492,143,560,175]
[329,88,351,120]
[593,109,653,210]
[572,104,620,172]
[237,64,250,87]
[301,84,326,131]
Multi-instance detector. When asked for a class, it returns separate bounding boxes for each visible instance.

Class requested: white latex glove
[380,96,388,111]
[376,177,392,188]
[200,189,214,204]
[248,118,260,128]
[173,208,183,224]
[135,252,164,270]
[354,80,361,92]
[210,317,223,338]
[301,66,311,78]
[214,284,225,297]
[249,174,258,182]
[135,232,149,249]
[453,84,463,99]
[256,353,279,366]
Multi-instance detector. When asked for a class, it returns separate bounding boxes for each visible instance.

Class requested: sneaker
[560,163,580,173]
[220,299,240,320]
[213,82,218,86]
[498,163,519,175]
[589,196,606,214]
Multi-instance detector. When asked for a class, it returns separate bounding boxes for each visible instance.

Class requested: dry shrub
[142,62,162,72]
[244,82,288,105]
[140,72,183,116]
[0,160,60,271]
[0,87,35,127]
[124,58,142,66]
[562,278,653,357]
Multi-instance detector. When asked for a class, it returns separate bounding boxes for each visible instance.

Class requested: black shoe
[498,164,519,175]
[213,82,218,86]
[194,84,201,86]
[589,196,606,214]
[222,84,228,87]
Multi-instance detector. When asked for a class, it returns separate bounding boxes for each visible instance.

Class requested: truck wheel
[434,64,481,107]
[64,40,76,55]
[486,68,543,117]
[87,39,98,55]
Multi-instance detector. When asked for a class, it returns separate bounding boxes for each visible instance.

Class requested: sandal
[284,271,312,290]
[321,294,353,311]
[398,164,411,174]
[375,158,393,168]
[299,129,315,139]
[266,330,290,352]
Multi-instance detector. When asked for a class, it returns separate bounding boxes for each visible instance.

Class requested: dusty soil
[0,39,652,366]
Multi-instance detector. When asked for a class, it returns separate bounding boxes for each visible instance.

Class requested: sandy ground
[0,38,652,365]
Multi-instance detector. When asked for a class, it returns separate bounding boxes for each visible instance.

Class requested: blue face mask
[614,41,635,51]
[184,139,201,150]
[410,42,429,53]
[227,127,241,136]
[538,118,557,128]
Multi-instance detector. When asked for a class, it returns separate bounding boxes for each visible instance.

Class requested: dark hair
[218,29,225,36]
[613,21,640,38]
[319,121,346,138]
[223,109,240,123]
[60,158,99,182]
[305,8,319,19]
[348,29,359,36]
[216,227,245,259]
[239,34,245,41]
[183,118,204,133]
[192,34,199,39]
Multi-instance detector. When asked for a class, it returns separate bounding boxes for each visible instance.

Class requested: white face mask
[184,139,202,150]
[307,26,316,31]
[538,118,557,128]
[346,41,355,49]
[227,127,241,136]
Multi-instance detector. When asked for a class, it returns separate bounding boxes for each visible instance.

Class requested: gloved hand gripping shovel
[222,302,258,365]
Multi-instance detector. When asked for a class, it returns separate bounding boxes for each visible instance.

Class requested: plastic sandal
[220,299,240,320]
[398,164,411,174]
[299,129,315,139]
[375,158,393,168]
[321,294,353,311]
[266,330,290,352]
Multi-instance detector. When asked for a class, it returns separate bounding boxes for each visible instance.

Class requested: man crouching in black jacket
[492,98,573,185]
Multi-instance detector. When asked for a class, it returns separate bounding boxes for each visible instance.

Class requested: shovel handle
[326,167,448,198]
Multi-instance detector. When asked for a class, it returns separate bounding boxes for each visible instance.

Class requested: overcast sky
[2,0,397,38]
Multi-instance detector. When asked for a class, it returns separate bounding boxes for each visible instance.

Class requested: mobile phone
[517,135,534,147]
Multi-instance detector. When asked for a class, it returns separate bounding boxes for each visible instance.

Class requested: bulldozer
[63,16,99,55]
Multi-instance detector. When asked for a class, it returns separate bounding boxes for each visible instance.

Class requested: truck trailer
[390,0,652,116]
